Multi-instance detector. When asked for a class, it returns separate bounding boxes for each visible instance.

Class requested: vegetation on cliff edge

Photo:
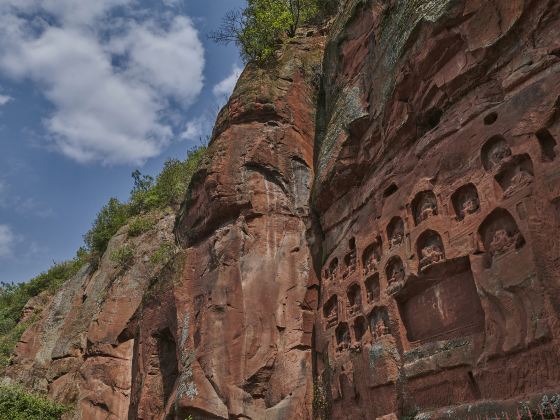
[0,257,86,368]
[211,0,337,63]
[0,146,206,369]
[0,385,69,420]
[84,146,206,256]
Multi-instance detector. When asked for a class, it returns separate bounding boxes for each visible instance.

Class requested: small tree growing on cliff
[210,0,319,63]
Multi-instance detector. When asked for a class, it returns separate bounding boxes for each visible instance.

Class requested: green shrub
[0,254,88,368]
[128,215,156,237]
[84,198,130,255]
[211,0,321,63]
[110,245,135,269]
[0,385,69,420]
[129,147,206,214]
[84,147,206,256]
[150,242,177,266]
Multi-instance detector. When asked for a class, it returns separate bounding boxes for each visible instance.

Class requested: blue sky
[0,0,245,283]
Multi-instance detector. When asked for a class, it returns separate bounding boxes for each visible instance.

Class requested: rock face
[3,212,178,419]
[138,30,325,419]
[313,0,560,418]
[4,1,560,419]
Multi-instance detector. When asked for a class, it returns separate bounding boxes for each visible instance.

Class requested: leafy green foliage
[128,215,156,238]
[149,242,177,266]
[211,0,322,63]
[0,255,87,367]
[0,385,69,420]
[84,146,206,255]
[0,146,205,370]
[83,197,129,256]
[110,245,135,269]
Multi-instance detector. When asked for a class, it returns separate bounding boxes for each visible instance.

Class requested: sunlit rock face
[313,0,560,418]
[148,30,326,419]
[5,1,560,419]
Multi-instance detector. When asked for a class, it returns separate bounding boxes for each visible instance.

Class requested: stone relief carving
[452,184,480,220]
[413,190,438,225]
[417,230,445,271]
[387,217,405,249]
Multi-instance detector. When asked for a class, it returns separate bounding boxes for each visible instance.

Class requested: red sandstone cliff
[3,1,560,419]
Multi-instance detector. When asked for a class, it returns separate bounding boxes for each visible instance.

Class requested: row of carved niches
[322,277,380,327]
[321,125,557,282]
[334,307,391,352]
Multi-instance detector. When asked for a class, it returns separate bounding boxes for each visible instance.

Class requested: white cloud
[0,94,12,106]
[0,0,133,27]
[0,225,15,258]
[213,65,242,99]
[111,17,205,105]
[0,2,205,165]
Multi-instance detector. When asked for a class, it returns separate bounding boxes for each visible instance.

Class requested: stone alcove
[481,135,512,171]
[494,154,534,198]
[323,295,338,329]
[353,316,367,342]
[362,236,382,274]
[478,208,525,264]
[536,128,557,162]
[335,322,351,351]
[343,238,357,278]
[364,273,380,303]
[387,217,405,249]
[324,257,339,281]
[385,256,405,286]
[417,230,445,271]
[346,283,362,317]
[452,183,480,220]
[397,257,485,345]
[412,190,438,225]
[368,307,390,340]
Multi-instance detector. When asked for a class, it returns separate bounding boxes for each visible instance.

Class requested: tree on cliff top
[210,0,320,63]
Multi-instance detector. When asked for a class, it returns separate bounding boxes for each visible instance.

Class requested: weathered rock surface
[133,30,325,419]
[4,1,560,419]
[3,212,177,419]
[313,0,560,418]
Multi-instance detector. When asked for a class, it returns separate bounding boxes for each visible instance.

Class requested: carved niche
[397,257,484,344]
[387,217,405,249]
[343,238,357,278]
[368,307,390,340]
[386,256,405,288]
[412,190,438,225]
[536,128,557,162]
[495,154,534,198]
[482,135,512,171]
[323,295,339,329]
[478,208,525,261]
[417,230,445,271]
[346,283,362,317]
[362,236,382,275]
[353,316,367,343]
[365,273,380,303]
[335,322,351,352]
[452,183,480,220]
[473,208,548,360]
[324,257,339,281]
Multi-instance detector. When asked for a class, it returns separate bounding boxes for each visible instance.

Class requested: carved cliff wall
[313,0,560,418]
[3,1,560,419]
